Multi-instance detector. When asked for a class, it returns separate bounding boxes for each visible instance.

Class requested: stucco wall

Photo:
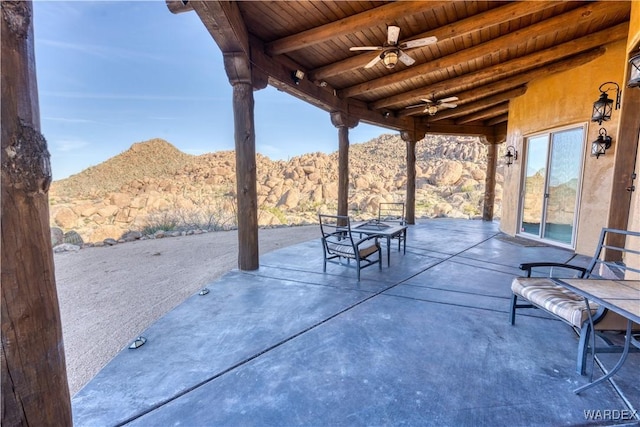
[502,40,627,256]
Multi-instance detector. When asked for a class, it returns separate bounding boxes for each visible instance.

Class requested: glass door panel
[519,126,584,247]
[520,135,549,236]
[544,128,583,244]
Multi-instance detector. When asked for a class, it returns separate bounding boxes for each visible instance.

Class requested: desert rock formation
[49,134,504,243]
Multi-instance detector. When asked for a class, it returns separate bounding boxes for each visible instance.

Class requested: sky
[33,1,387,180]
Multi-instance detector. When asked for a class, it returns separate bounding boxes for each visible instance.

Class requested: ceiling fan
[407,96,459,115]
[349,25,437,69]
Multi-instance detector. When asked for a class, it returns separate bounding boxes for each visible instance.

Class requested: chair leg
[577,321,592,376]
[509,294,518,325]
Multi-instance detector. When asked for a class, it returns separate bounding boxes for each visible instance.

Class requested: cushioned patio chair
[378,202,407,254]
[510,228,640,375]
[319,214,382,281]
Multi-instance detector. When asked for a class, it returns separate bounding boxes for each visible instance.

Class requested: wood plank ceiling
[181,1,631,140]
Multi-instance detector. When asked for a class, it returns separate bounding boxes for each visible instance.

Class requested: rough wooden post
[330,112,358,217]
[224,53,258,270]
[401,131,419,225]
[1,2,72,425]
[483,141,498,221]
[605,78,640,259]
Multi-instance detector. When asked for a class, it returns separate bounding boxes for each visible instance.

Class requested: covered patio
[72,219,639,426]
[2,2,639,425]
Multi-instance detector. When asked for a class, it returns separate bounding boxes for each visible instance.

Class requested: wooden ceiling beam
[265,1,449,56]
[455,103,510,125]
[190,1,249,54]
[378,47,605,111]
[342,1,627,98]
[250,43,345,113]
[371,23,627,110]
[416,121,495,138]
[425,86,527,121]
[310,1,562,81]
[485,114,509,126]
[166,0,193,14]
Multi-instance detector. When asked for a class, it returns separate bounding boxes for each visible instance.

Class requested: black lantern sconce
[628,52,640,88]
[505,145,518,167]
[591,128,612,159]
[591,82,620,125]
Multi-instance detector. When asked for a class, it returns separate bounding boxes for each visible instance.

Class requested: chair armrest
[519,262,587,278]
[354,234,381,246]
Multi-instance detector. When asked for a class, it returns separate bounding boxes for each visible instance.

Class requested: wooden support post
[1,2,72,425]
[401,131,419,225]
[224,52,258,270]
[605,79,640,259]
[331,112,358,217]
[483,142,498,221]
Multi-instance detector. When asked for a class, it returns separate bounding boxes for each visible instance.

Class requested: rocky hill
[49,134,504,243]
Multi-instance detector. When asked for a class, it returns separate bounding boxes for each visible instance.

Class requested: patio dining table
[353,220,407,267]
[551,278,640,394]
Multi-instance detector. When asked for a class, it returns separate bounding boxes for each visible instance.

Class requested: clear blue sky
[33,1,387,180]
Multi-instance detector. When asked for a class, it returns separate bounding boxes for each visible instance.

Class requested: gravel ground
[54,225,319,396]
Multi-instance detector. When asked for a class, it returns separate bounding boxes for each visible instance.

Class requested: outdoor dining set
[319,202,408,281]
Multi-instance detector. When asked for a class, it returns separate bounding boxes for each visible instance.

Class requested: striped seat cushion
[328,240,378,259]
[511,277,598,327]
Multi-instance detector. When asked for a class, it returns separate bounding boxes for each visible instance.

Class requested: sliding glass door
[519,126,584,246]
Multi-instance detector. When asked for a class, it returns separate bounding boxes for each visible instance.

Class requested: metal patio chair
[510,228,640,375]
[378,202,407,254]
[319,214,382,281]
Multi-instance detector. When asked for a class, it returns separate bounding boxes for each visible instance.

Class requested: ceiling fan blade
[398,51,415,66]
[387,25,400,45]
[364,54,382,69]
[439,103,458,109]
[439,96,459,103]
[400,36,438,49]
[421,98,435,104]
[405,104,425,110]
[350,46,383,51]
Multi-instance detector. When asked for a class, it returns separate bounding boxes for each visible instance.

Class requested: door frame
[516,122,588,249]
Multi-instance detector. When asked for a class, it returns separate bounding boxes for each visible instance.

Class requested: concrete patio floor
[72,219,640,426]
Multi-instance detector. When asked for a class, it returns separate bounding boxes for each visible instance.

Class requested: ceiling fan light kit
[382,50,399,68]
[350,25,437,70]
[406,96,459,116]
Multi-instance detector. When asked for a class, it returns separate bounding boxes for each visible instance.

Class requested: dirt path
[54,225,319,396]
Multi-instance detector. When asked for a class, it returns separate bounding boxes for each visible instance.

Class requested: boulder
[53,243,81,253]
[431,161,463,186]
[51,227,64,247]
[54,207,78,229]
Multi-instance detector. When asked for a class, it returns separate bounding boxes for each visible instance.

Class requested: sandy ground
[54,225,319,396]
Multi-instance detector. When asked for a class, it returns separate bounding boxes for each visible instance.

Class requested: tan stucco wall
[502,40,627,256]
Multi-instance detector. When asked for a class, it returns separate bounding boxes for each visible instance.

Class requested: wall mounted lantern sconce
[628,52,640,88]
[382,110,391,119]
[591,82,620,125]
[505,145,518,167]
[591,128,612,159]
[292,69,305,85]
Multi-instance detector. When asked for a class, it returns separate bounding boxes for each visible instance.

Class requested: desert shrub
[141,210,180,235]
